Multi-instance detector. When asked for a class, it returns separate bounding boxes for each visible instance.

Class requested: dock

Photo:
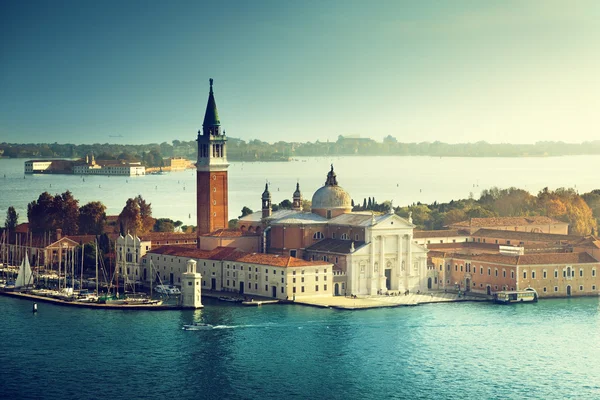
[0,290,182,310]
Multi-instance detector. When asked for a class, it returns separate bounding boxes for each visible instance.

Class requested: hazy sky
[1,0,598,145]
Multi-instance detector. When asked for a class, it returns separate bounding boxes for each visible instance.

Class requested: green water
[1,296,599,399]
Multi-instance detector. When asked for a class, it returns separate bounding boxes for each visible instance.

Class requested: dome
[311,185,352,210]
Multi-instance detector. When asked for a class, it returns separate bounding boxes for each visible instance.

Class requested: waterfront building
[73,154,145,176]
[164,157,191,171]
[449,216,569,235]
[115,232,199,283]
[430,250,599,297]
[143,246,332,299]
[239,166,429,296]
[196,78,229,235]
[24,160,53,173]
[24,159,73,174]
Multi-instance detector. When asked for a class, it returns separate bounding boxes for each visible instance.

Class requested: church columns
[395,234,402,290]
[379,235,385,293]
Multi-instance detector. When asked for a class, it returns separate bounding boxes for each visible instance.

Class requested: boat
[182,323,213,331]
[154,285,182,295]
[494,288,538,304]
[218,296,243,303]
[74,289,99,303]
[14,252,33,291]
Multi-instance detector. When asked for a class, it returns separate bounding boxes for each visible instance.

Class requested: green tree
[5,206,18,230]
[53,191,79,235]
[135,195,154,233]
[27,192,55,234]
[239,206,254,218]
[302,200,312,212]
[153,218,175,232]
[79,201,107,235]
[118,198,142,234]
[278,199,293,209]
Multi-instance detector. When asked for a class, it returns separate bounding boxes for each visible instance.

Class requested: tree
[118,198,142,234]
[153,218,175,232]
[135,195,154,233]
[239,206,254,219]
[5,206,18,230]
[278,199,293,209]
[302,200,312,212]
[27,192,55,234]
[228,219,238,229]
[79,201,107,235]
[53,191,79,235]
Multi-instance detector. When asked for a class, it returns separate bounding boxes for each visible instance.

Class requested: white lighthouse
[181,259,203,308]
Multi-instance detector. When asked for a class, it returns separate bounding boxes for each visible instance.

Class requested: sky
[1,0,599,145]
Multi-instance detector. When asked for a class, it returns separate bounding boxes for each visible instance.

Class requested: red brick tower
[196,78,229,236]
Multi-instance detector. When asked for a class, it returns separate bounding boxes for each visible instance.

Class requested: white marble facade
[347,214,428,296]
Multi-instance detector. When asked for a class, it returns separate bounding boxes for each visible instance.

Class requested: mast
[150,259,153,298]
[80,243,84,292]
[58,245,62,290]
[95,239,99,295]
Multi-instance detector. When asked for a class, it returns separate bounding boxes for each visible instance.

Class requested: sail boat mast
[95,239,99,295]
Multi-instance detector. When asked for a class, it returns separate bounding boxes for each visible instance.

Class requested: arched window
[313,232,324,240]
[340,233,349,240]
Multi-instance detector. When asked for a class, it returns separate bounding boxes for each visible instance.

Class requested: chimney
[56,228,62,240]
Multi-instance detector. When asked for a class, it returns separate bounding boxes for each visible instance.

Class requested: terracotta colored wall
[197,171,228,235]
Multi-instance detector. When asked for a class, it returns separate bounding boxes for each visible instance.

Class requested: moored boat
[154,285,181,295]
[494,288,538,304]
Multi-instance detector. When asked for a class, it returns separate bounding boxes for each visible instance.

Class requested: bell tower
[196,78,229,236]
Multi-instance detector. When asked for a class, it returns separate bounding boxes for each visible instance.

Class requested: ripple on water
[1,297,599,400]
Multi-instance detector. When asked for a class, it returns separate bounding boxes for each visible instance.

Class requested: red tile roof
[146,246,330,268]
[414,229,469,238]
[472,228,579,243]
[433,252,598,266]
[223,252,330,268]
[138,232,197,241]
[148,246,238,260]
[451,216,565,228]
[200,229,259,237]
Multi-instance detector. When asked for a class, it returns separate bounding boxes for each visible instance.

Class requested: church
[195,79,429,296]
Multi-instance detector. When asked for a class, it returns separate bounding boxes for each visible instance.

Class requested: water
[1,295,599,399]
[1,155,599,224]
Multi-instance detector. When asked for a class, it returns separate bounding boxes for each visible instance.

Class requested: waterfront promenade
[294,291,487,309]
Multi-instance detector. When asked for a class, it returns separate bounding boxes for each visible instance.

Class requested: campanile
[196,78,229,236]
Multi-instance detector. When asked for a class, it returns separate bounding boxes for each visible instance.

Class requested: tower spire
[203,78,220,128]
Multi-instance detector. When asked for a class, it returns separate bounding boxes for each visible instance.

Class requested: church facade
[239,167,429,296]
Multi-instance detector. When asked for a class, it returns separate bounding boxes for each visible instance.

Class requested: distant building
[164,157,191,170]
[24,159,73,174]
[73,154,145,176]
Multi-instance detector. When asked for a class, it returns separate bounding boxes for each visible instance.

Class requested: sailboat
[14,251,33,291]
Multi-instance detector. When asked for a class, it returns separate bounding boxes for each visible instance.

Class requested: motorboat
[182,323,213,331]
[494,288,538,304]
[155,285,182,295]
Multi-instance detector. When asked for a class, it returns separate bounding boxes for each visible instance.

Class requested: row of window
[542,285,597,292]
[523,268,597,279]
[447,263,598,280]
[312,232,360,241]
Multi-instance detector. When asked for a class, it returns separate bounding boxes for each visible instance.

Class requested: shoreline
[0,288,491,311]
